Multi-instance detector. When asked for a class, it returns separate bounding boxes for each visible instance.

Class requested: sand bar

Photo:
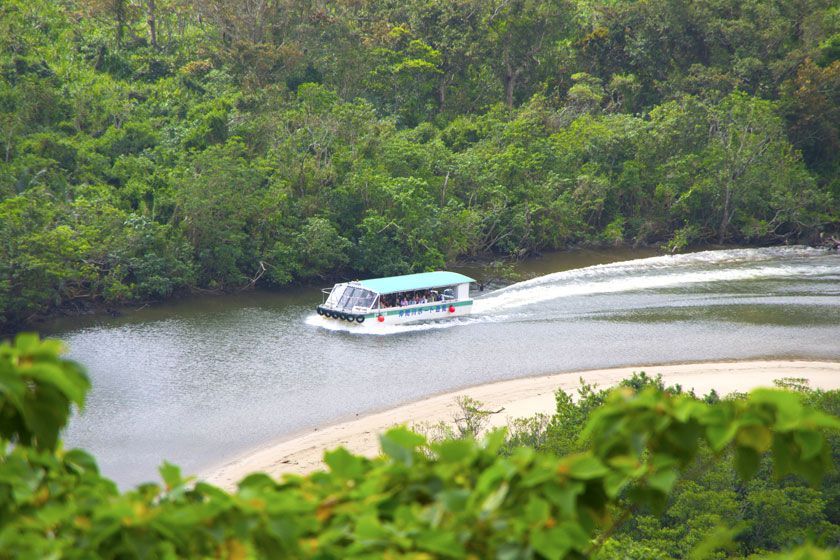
[201,360,840,490]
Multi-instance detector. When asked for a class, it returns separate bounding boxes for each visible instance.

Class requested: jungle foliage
[2,0,840,328]
[2,334,840,558]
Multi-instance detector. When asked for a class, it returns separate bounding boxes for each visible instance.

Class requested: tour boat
[315,271,475,325]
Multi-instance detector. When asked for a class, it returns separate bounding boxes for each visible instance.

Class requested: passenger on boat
[381,289,456,309]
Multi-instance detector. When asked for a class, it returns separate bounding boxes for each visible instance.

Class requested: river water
[52,246,840,487]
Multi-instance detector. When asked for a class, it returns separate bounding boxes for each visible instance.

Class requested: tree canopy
[1,0,839,328]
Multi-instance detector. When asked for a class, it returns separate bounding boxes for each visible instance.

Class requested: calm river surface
[51,246,840,487]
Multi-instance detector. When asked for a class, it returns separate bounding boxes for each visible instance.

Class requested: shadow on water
[43,286,318,336]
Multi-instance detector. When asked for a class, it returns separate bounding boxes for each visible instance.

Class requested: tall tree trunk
[502,48,516,109]
[503,54,518,108]
[504,73,515,108]
[147,0,158,48]
[115,0,126,47]
[719,179,732,244]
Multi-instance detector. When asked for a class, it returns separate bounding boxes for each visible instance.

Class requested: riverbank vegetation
[3,334,840,558]
[2,0,840,328]
[439,375,840,558]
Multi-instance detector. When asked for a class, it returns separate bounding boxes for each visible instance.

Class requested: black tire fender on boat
[345,314,354,322]
[355,315,365,323]
[316,307,324,316]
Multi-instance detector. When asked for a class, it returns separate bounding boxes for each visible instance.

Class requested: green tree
[484,0,571,107]
[174,140,266,287]
[365,26,443,126]
[293,216,352,280]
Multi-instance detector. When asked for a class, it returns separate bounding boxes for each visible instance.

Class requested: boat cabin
[316,271,475,325]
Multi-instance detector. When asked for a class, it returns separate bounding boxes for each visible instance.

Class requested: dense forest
[2,334,840,558]
[1,0,839,328]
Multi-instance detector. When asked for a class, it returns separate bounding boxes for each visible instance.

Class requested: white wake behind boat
[315,271,475,325]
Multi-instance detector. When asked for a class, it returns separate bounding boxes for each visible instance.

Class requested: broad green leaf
[736,424,773,453]
[23,386,68,450]
[566,454,609,480]
[63,448,100,475]
[34,338,66,358]
[734,447,761,480]
[438,489,470,512]
[750,389,803,430]
[380,427,425,466]
[706,422,738,452]
[483,428,507,454]
[794,430,824,461]
[603,471,628,498]
[647,467,679,494]
[542,481,584,518]
[325,447,365,479]
[415,529,464,557]
[531,527,572,560]
[474,462,513,495]
[159,461,183,490]
[520,459,557,487]
[14,333,41,355]
[0,369,27,417]
[802,409,840,430]
[673,398,707,422]
[480,481,509,514]
[237,472,276,493]
[353,514,390,543]
[0,456,43,504]
[380,437,413,467]
[524,495,550,525]
[156,503,217,527]
[34,502,75,527]
[434,439,474,464]
[382,427,426,449]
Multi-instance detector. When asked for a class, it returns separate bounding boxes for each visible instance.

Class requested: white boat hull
[318,300,473,326]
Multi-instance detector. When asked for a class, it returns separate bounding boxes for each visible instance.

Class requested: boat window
[336,287,377,310]
[357,290,376,308]
[383,286,457,307]
[326,284,346,306]
[337,287,357,308]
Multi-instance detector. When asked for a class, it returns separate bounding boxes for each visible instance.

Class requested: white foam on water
[306,247,839,334]
[489,246,823,290]
[474,264,836,313]
[474,247,836,313]
[304,312,511,335]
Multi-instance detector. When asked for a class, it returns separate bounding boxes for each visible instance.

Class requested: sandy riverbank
[201,360,840,490]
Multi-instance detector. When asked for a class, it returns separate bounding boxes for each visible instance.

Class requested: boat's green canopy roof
[356,271,474,294]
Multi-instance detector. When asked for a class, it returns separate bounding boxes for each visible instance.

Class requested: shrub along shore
[201,360,840,489]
